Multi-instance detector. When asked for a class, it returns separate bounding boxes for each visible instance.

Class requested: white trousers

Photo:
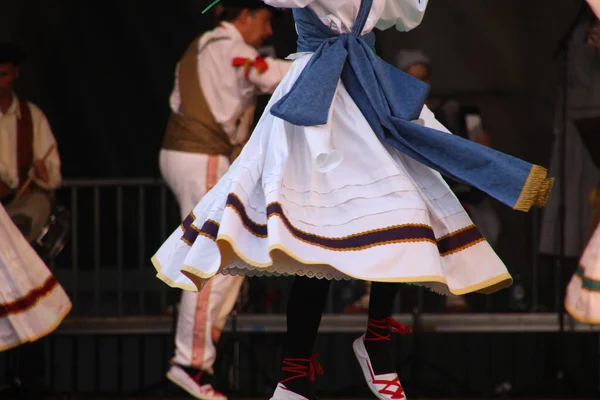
[159,149,244,373]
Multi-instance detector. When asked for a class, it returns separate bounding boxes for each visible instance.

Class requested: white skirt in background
[0,204,71,352]
[565,222,600,323]
[152,54,513,296]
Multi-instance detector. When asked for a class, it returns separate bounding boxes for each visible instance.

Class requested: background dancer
[158,1,291,399]
[0,201,71,397]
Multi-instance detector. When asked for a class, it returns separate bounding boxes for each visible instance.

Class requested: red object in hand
[232,56,269,79]
[253,56,268,74]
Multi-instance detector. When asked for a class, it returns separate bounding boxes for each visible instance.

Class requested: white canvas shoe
[167,364,227,400]
[353,336,407,400]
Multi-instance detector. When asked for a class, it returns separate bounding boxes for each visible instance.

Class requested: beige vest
[162,37,244,162]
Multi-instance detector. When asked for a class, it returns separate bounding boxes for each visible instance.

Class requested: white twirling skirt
[565,222,600,323]
[152,54,512,296]
[0,204,71,351]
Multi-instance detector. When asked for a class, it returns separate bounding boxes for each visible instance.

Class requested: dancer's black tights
[364,282,400,374]
[281,278,400,396]
[284,276,331,359]
[281,277,331,397]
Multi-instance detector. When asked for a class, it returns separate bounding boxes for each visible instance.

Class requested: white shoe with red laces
[167,364,227,400]
[353,335,407,400]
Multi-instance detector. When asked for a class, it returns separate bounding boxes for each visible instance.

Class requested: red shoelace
[364,318,410,399]
[365,317,412,341]
[280,353,324,383]
[373,375,406,399]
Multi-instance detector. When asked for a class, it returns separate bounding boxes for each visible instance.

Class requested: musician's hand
[33,160,49,183]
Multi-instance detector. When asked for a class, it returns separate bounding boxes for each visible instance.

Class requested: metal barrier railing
[52,179,181,317]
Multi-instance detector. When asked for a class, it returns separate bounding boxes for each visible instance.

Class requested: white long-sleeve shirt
[169,22,292,141]
[263,0,428,34]
[0,95,61,190]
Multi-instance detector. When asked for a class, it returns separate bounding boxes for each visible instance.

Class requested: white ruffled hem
[152,52,512,298]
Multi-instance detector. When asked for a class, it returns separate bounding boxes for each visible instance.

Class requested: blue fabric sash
[270,0,552,211]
